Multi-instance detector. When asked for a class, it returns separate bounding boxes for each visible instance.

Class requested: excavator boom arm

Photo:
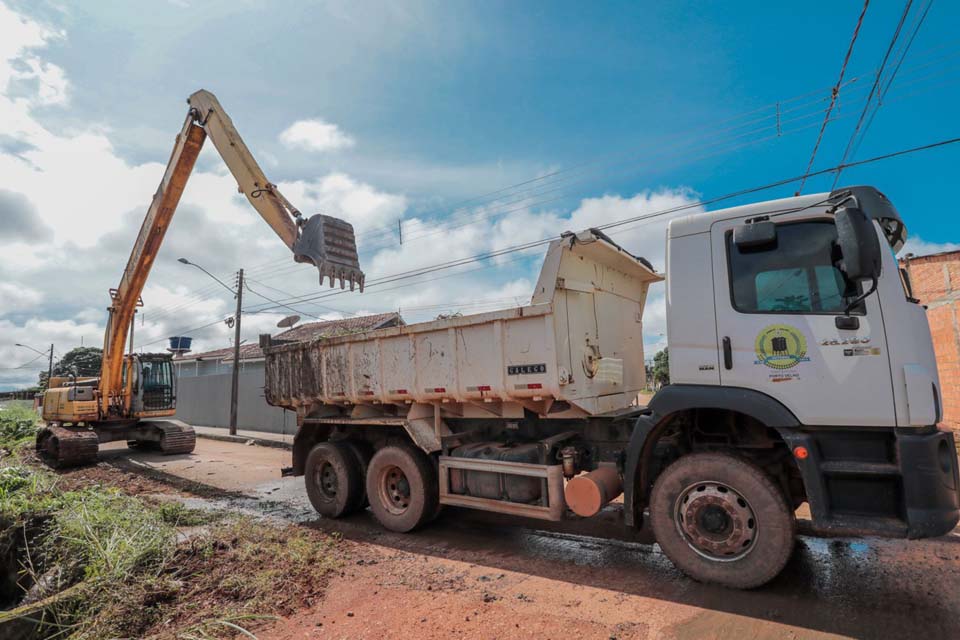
[187,90,300,249]
[98,91,364,413]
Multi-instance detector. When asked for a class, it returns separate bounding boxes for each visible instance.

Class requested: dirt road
[95,438,960,640]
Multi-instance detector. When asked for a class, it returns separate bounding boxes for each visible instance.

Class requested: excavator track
[35,426,100,469]
[154,421,197,455]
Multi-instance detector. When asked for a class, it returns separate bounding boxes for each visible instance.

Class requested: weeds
[0,460,344,639]
[49,490,176,583]
[178,615,278,640]
[0,402,40,451]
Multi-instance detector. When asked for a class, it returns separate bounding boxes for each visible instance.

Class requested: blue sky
[1,0,958,388]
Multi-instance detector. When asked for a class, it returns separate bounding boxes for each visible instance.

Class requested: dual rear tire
[305,441,438,532]
[305,443,792,588]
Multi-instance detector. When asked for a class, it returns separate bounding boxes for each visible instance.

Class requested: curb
[194,430,292,450]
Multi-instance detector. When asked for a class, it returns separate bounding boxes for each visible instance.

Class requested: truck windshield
[727,220,862,314]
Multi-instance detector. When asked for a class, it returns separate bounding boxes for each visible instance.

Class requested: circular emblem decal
[754,324,808,370]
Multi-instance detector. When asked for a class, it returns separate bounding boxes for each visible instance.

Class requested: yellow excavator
[36,90,365,468]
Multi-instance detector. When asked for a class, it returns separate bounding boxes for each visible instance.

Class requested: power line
[254,49,954,278]
[132,44,960,325]
[881,0,934,103]
[243,135,960,314]
[233,44,957,286]
[242,280,325,320]
[797,0,871,195]
[139,66,960,328]
[0,353,47,370]
[245,76,857,278]
[250,107,842,286]
[832,0,915,188]
[136,316,232,350]
[140,135,960,348]
[248,64,955,290]
[245,252,537,316]
[843,0,934,171]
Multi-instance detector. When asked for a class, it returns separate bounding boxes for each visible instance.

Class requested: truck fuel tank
[448,442,543,503]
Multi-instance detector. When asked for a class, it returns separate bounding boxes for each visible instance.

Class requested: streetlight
[177,258,237,295]
[178,258,244,436]
[16,343,54,387]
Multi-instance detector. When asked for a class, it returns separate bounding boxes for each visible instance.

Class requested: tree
[652,348,669,388]
[39,347,103,387]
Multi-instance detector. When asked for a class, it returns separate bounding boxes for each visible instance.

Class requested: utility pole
[47,343,53,387]
[229,268,244,436]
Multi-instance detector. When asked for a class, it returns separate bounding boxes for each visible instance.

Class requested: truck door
[710,215,895,426]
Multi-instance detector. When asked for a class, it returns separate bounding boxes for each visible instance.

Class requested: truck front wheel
[366,444,438,533]
[649,451,795,589]
[305,442,363,518]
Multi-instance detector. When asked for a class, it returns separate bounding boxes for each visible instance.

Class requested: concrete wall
[174,368,296,435]
[903,252,960,429]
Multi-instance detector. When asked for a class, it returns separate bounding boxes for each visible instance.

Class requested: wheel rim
[313,461,339,502]
[674,481,758,562]
[377,464,411,515]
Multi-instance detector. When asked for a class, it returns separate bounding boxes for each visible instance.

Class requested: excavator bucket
[293,214,365,292]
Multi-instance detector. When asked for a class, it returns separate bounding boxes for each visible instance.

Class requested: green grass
[0,402,41,451]
[0,460,343,639]
[0,399,342,639]
[0,466,182,638]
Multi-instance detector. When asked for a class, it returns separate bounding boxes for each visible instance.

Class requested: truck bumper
[779,426,960,539]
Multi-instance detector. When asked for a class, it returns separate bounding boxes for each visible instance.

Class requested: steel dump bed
[262,230,663,419]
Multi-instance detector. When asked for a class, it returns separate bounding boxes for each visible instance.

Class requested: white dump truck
[261,185,959,588]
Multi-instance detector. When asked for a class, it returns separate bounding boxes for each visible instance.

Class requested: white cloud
[0,4,396,387]
[0,282,42,311]
[900,236,960,258]
[0,317,100,388]
[0,2,694,388]
[0,2,67,106]
[278,172,406,234]
[279,118,355,153]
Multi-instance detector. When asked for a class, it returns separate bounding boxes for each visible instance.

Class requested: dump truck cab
[666,185,934,426]
[650,185,958,540]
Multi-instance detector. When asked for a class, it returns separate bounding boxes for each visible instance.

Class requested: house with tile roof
[171,313,403,432]
[173,312,403,377]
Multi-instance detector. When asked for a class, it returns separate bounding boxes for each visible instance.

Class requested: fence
[173,369,296,435]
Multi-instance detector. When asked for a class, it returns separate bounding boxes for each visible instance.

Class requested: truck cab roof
[668,185,906,251]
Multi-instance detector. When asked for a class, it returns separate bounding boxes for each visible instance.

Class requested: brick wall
[900,251,960,429]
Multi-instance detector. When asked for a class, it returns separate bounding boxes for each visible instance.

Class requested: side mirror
[733,220,777,250]
[835,206,882,281]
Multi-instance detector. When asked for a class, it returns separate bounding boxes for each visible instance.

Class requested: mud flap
[293,214,365,291]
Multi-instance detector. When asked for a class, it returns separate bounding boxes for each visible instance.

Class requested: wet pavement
[97,439,960,639]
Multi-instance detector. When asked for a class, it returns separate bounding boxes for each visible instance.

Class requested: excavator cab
[132,354,176,415]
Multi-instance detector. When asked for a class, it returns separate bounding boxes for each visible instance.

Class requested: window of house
[727,220,861,314]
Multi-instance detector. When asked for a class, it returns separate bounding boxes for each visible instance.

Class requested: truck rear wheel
[305,442,363,519]
[366,444,438,533]
[649,451,795,589]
